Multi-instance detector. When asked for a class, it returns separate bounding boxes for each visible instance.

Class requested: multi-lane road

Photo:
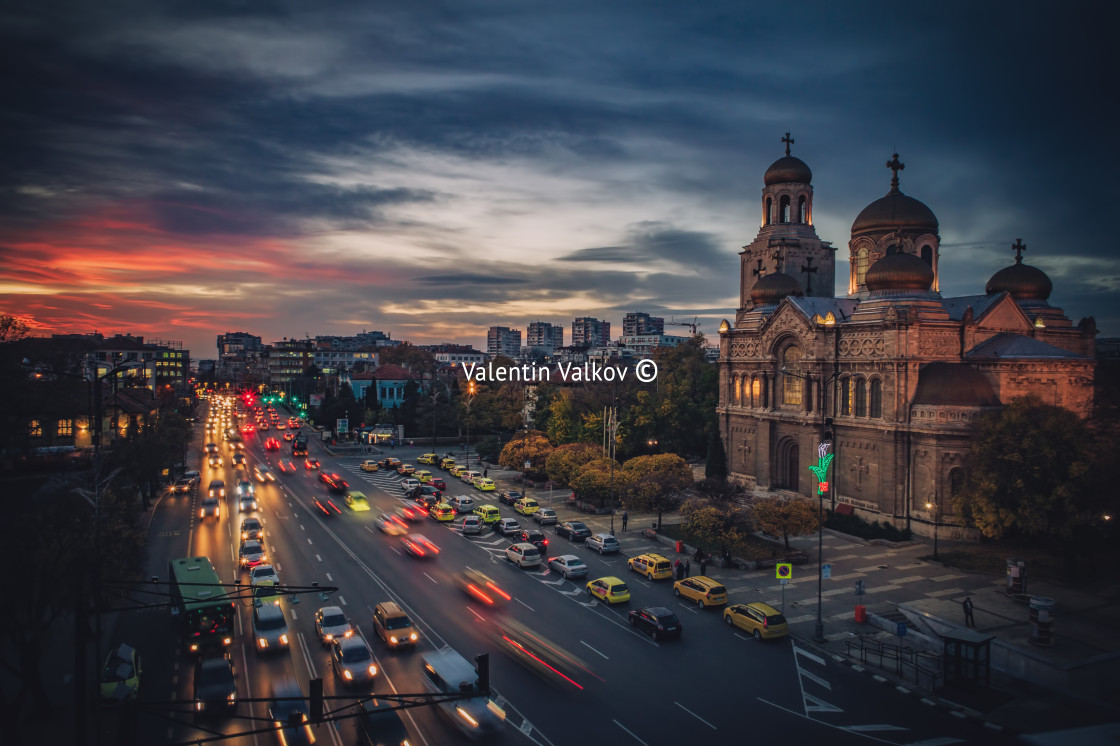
[113,404,1016,746]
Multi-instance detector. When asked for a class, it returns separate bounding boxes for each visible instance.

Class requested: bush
[825,511,911,541]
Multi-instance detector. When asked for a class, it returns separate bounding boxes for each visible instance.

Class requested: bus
[169,556,237,654]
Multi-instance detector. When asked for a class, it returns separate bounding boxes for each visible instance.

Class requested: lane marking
[674,701,717,730]
[515,598,535,612]
[423,572,438,584]
[468,606,486,622]
[339,595,346,606]
[613,720,650,745]
[580,640,608,659]
[307,538,313,544]
[326,572,333,581]
[316,554,322,562]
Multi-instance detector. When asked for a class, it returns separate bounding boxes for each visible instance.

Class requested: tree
[545,389,579,445]
[497,430,553,475]
[570,457,629,508]
[956,397,1108,567]
[705,429,727,480]
[0,314,31,343]
[681,489,754,560]
[753,497,819,549]
[545,442,602,486]
[621,453,693,529]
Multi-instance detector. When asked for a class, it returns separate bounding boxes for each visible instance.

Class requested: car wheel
[673,588,681,597]
[647,573,654,581]
[652,630,659,642]
[587,587,593,596]
[753,629,762,641]
[697,598,705,608]
[724,614,733,626]
[628,615,635,626]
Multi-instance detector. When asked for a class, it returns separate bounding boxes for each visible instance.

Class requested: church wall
[977,361,1096,419]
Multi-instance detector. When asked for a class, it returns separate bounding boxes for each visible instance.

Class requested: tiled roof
[373,363,415,380]
[966,333,1087,360]
[940,294,1003,322]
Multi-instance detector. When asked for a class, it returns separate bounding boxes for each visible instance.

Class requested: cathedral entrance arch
[774,437,800,492]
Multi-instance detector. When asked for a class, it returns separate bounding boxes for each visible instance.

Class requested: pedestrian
[621,511,628,532]
[674,559,682,580]
[694,546,703,562]
[699,558,707,576]
[483,467,488,478]
[409,439,414,447]
[684,560,691,578]
[963,597,975,628]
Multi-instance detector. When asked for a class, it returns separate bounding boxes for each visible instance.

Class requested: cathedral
[716,136,1097,540]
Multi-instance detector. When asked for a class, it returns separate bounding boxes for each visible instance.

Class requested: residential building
[571,317,611,347]
[619,334,689,357]
[526,322,564,351]
[487,326,522,359]
[622,312,664,337]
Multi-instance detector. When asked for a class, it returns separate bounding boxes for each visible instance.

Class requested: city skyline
[3,2,1117,357]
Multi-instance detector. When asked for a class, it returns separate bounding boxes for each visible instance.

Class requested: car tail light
[763,617,769,629]
[487,581,511,601]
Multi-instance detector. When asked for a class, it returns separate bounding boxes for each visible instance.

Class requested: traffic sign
[822,563,832,579]
[776,563,792,580]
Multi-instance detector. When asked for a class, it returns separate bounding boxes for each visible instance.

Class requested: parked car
[547,554,588,579]
[586,533,620,554]
[505,542,542,569]
[400,478,420,493]
[514,497,540,516]
[531,507,558,525]
[474,504,501,524]
[673,576,728,608]
[628,607,683,641]
[555,521,592,542]
[723,602,788,640]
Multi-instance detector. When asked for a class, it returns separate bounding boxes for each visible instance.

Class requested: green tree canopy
[956,397,1108,546]
[753,497,819,549]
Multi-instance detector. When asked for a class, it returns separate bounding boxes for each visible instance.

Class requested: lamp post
[926,494,939,560]
[608,403,620,535]
[464,381,477,470]
[782,366,839,644]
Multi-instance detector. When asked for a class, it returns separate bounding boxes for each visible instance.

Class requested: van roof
[376,601,404,615]
[422,649,478,691]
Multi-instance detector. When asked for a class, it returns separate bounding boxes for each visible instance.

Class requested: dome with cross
[986,239,1052,300]
[764,132,813,186]
[852,154,938,234]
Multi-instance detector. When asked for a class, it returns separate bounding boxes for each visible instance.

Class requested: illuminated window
[855,378,867,417]
[734,377,742,406]
[29,419,42,437]
[869,379,882,418]
[58,419,73,436]
[856,248,870,286]
[798,195,807,224]
[840,378,851,416]
[782,348,803,406]
[780,195,791,224]
[764,197,772,226]
[751,378,761,408]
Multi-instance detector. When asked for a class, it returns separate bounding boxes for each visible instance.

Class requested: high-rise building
[487,326,522,359]
[217,331,262,359]
[623,312,664,337]
[571,317,611,347]
[526,322,564,351]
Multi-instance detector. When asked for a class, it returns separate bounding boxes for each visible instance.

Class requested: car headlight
[223,637,231,645]
[368,664,377,676]
[324,633,333,641]
[227,692,236,702]
[258,638,268,648]
[279,634,288,645]
[389,636,397,644]
[196,701,204,711]
[410,632,418,641]
[343,670,352,680]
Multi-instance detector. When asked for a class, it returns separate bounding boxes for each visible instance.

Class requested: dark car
[193,656,237,717]
[411,484,442,501]
[498,490,522,506]
[172,477,195,494]
[321,473,349,494]
[413,493,439,510]
[628,606,683,641]
[517,529,549,554]
[555,521,592,542]
[357,698,411,746]
[268,678,315,745]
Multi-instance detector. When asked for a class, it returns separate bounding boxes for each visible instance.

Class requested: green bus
[169,556,237,653]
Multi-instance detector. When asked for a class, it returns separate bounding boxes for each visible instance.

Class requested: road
[111,402,1016,746]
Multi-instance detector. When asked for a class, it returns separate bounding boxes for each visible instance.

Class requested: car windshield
[243,520,260,531]
[341,644,371,663]
[242,542,261,553]
[571,523,587,531]
[198,662,234,687]
[384,615,412,630]
[568,559,585,567]
[257,612,285,630]
[322,612,346,628]
[202,497,218,506]
[659,614,681,626]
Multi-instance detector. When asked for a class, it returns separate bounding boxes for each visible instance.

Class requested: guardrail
[844,636,943,690]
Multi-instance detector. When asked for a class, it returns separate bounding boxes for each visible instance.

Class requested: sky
[2,0,1118,359]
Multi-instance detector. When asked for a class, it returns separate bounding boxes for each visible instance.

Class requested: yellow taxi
[345,491,371,512]
[429,503,456,522]
[673,576,728,608]
[440,457,456,470]
[473,504,501,524]
[449,465,468,478]
[586,576,630,605]
[723,602,789,640]
[417,453,438,465]
[397,464,416,476]
[514,497,539,516]
[414,470,432,483]
[476,477,496,492]
[360,460,379,472]
[627,553,674,581]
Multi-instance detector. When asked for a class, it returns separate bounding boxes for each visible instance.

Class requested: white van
[421,649,505,738]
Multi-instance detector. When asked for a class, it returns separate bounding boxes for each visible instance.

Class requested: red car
[264,438,281,451]
[320,473,349,494]
[429,478,447,491]
[304,458,321,470]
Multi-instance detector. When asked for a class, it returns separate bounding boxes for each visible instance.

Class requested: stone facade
[718,143,1097,540]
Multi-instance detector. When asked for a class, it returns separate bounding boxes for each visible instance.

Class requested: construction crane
[668,317,700,335]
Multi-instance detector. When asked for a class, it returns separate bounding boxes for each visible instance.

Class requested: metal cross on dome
[1012,238,1027,263]
[782,132,794,156]
[886,153,905,189]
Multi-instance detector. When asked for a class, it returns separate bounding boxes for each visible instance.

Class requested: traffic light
[309,677,323,722]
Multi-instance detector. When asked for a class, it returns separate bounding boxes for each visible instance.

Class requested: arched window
[921,245,933,265]
[782,347,803,406]
[764,197,772,226]
[798,195,807,224]
[780,195,791,224]
[733,376,742,406]
[856,248,870,286]
[751,377,761,408]
[855,378,867,417]
[869,378,882,418]
[840,377,851,416]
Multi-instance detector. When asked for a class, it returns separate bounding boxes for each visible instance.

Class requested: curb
[791,633,1018,736]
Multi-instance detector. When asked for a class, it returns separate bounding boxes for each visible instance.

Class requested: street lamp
[608,403,620,534]
[926,494,939,560]
[464,381,477,470]
[781,366,840,644]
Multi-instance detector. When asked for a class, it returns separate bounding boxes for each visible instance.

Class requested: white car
[548,554,589,579]
[400,478,420,493]
[585,533,620,554]
[505,542,542,569]
[250,564,278,585]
